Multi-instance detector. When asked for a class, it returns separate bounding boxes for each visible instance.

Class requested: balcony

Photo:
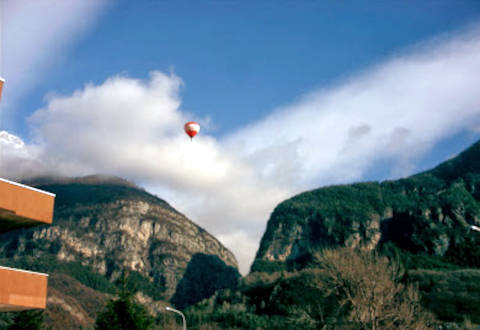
[0,266,48,311]
[0,178,55,233]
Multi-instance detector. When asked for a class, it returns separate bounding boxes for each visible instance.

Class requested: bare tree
[313,248,434,329]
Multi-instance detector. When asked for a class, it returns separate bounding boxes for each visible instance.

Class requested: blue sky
[2,0,480,272]
[7,1,480,136]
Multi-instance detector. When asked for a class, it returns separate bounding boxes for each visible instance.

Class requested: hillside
[0,175,240,328]
[248,140,480,324]
[253,140,480,272]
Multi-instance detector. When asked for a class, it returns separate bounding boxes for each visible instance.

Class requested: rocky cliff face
[252,140,480,272]
[0,176,238,301]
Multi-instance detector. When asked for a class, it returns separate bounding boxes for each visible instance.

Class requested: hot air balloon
[0,77,4,103]
[184,121,200,140]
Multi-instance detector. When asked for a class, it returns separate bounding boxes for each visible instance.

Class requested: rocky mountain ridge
[0,175,238,302]
[252,140,480,272]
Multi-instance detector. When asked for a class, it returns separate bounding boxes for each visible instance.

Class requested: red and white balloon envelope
[0,77,4,103]
[184,121,200,140]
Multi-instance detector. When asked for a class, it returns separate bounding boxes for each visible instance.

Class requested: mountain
[245,140,480,325]
[45,273,109,328]
[252,140,480,272]
[0,175,239,328]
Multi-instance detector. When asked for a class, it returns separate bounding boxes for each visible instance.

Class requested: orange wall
[0,178,54,311]
[0,267,48,310]
[0,180,54,224]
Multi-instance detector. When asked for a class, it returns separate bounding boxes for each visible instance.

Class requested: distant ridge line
[23,174,140,189]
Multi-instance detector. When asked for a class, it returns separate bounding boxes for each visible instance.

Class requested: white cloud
[1,0,109,124]
[24,71,291,274]
[2,25,480,274]
[225,25,480,189]
[0,131,44,180]
[217,231,262,273]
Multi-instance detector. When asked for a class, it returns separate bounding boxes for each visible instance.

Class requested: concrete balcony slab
[0,266,48,311]
[0,178,55,233]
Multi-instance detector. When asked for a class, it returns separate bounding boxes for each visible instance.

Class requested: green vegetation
[0,255,117,294]
[8,310,45,330]
[250,259,287,273]
[123,271,166,301]
[256,174,480,273]
[186,249,434,329]
[408,269,480,324]
[256,140,480,271]
[0,310,45,330]
[38,182,174,213]
[249,140,480,327]
[380,242,461,271]
[95,283,154,330]
[256,182,386,261]
[171,253,240,309]
[0,255,169,304]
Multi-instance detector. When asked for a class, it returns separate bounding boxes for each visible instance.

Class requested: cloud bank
[226,26,480,188]
[2,25,480,274]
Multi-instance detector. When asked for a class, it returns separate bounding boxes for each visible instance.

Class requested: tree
[313,248,435,329]
[7,310,44,330]
[95,286,154,330]
[171,253,240,309]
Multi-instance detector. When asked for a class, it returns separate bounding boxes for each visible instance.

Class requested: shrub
[95,285,154,330]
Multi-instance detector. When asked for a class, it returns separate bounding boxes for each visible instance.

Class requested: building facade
[0,178,55,311]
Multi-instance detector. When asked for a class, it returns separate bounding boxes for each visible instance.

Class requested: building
[0,178,55,311]
[0,77,55,311]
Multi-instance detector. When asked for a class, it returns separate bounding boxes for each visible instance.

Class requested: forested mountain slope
[0,175,240,328]
[253,140,480,272]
